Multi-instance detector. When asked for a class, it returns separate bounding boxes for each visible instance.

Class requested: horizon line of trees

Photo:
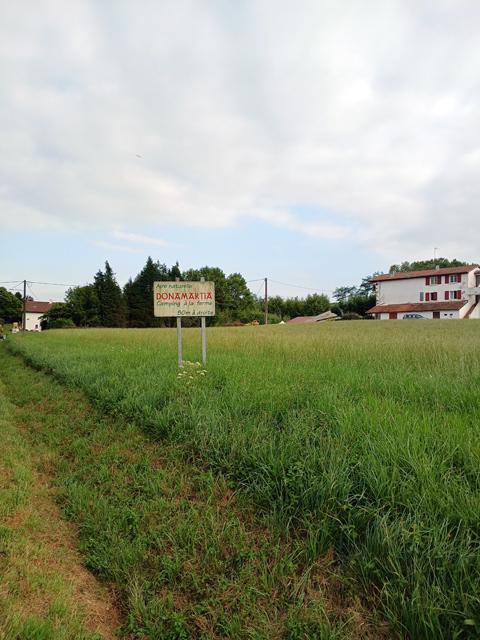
[0,257,468,329]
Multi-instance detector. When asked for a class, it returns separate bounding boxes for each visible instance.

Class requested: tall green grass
[8,321,480,638]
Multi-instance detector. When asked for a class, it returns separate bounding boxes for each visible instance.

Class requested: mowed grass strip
[0,378,119,640]
[6,321,480,638]
[0,347,378,640]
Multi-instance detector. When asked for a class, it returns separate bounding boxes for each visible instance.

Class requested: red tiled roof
[25,300,53,313]
[371,265,479,282]
[368,301,466,314]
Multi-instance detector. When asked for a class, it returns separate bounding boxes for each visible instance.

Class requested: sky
[1,0,479,302]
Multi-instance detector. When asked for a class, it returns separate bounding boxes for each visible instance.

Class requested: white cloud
[92,240,143,255]
[111,230,167,247]
[1,1,480,262]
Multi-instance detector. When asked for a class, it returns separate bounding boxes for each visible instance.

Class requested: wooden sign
[153,281,215,318]
[153,279,215,368]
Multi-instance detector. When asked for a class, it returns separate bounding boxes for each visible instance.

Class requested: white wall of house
[376,273,469,305]
[25,312,43,331]
[471,304,480,319]
[378,310,461,320]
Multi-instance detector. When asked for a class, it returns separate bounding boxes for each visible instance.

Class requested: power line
[268,278,327,292]
[1,280,80,287]
[29,281,80,287]
[253,282,264,297]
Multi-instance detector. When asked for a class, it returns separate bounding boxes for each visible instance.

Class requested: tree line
[39,258,334,328]
[0,257,467,329]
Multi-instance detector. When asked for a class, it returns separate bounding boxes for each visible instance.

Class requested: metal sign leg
[201,316,206,367]
[177,317,183,368]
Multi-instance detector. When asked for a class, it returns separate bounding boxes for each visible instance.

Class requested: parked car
[403,313,426,320]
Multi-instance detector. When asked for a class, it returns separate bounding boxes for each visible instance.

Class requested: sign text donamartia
[153,281,215,318]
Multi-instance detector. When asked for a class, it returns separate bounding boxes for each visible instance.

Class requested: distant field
[7,321,480,638]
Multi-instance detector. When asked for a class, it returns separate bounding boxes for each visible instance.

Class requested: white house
[23,300,53,331]
[368,265,480,320]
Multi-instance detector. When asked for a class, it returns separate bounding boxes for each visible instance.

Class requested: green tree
[0,287,22,323]
[225,273,256,321]
[65,285,100,327]
[388,258,466,273]
[358,275,378,296]
[40,303,75,329]
[182,266,229,325]
[94,261,126,327]
[332,286,357,302]
[303,293,330,316]
[169,261,181,280]
[124,257,171,327]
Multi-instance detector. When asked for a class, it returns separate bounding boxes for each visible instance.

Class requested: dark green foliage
[40,303,73,329]
[123,257,172,328]
[94,262,126,328]
[332,276,377,317]
[182,267,257,325]
[267,294,330,320]
[47,318,76,329]
[65,285,100,327]
[0,287,22,323]
[332,286,358,302]
[389,258,468,273]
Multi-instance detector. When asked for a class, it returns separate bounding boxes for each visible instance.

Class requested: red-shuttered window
[431,292,438,301]
[426,292,430,301]
[449,274,462,283]
[426,276,430,285]
[445,275,449,284]
[445,291,449,300]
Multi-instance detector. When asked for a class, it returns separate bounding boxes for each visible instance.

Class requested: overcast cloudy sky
[1,1,479,300]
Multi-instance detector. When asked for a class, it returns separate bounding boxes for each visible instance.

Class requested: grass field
[4,321,480,639]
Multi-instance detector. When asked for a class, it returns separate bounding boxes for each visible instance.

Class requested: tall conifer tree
[124,257,173,327]
[94,261,126,327]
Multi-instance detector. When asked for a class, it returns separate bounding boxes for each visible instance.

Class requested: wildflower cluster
[177,360,207,385]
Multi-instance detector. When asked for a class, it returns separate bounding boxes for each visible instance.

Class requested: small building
[368,265,480,319]
[288,311,339,324]
[24,300,53,331]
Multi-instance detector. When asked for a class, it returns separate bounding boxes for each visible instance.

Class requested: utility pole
[264,277,268,325]
[22,279,26,331]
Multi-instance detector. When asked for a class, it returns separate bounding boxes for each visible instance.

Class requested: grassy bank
[0,346,369,639]
[0,375,117,639]
[5,321,480,638]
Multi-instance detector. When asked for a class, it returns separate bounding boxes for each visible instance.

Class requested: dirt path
[0,377,121,639]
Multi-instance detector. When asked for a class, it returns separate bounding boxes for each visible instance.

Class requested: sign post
[175,278,183,367]
[200,277,207,367]
[154,280,215,368]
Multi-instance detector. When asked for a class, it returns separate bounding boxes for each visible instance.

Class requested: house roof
[368,301,466,314]
[25,300,53,313]
[370,265,479,283]
[288,311,339,324]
